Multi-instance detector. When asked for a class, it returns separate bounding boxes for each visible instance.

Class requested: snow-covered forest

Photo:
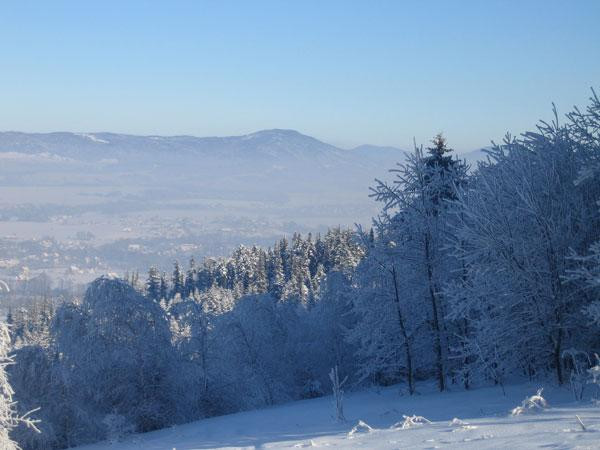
[4,92,600,449]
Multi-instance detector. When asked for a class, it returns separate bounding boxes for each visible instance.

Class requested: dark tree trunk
[391,266,414,395]
[425,233,445,392]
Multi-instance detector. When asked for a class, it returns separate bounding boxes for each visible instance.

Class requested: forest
[3,91,600,449]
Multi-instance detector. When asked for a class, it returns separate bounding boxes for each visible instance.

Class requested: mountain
[0,129,490,208]
[0,129,366,165]
[0,128,410,223]
[0,129,487,169]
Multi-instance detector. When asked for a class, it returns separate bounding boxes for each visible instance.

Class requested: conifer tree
[171,261,185,299]
[184,257,197,298]
[146,267,161,301]
[369,136,466,391]
[159,273,168,302]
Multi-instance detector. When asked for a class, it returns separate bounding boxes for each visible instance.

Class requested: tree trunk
[391,266,414,395]
[553,325,564,385]
[461,318,470,390]
[424,233,445,391]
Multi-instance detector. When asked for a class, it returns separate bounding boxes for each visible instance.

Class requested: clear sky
[0,1,598,151]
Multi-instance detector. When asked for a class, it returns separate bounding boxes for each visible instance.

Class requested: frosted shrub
[347,420,374,438]
[510,388,548,416]
[393,414,432,429]
[449,417,468,427]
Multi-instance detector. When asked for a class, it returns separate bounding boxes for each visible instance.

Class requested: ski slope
[77,382,600,449]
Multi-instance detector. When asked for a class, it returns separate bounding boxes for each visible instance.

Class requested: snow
[76,382,600,449]
[77,133,110,144]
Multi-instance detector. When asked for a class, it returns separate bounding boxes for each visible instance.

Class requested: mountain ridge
[0,129,402,156]
[0,129,484,170]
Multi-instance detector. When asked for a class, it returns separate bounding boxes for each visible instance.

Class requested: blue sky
[0,1,598,151]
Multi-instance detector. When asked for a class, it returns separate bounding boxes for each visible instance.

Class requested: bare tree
[329,365,348,423]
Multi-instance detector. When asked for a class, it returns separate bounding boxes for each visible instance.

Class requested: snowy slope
[76,382,600,449]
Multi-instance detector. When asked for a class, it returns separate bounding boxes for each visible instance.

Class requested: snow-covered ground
[77,382,600,449]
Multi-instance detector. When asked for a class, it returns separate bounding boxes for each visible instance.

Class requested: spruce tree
[171,261,184,299]
[146,267,161,301]
[184,257,197,298]
[159,273,168,302]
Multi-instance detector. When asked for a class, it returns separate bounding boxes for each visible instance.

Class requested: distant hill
[0,129,388,164]
[0,128,490,209]
[0,129,486,171]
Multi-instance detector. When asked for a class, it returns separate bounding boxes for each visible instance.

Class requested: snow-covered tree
[367,136,468,391]
[146,266,161,301]
[184,257,197,298]
[1,322,39,449]
[216,293,295,409]
[54,277,177,433]
[449,106,600,384]
[171,261,185,299]
[348,224,419,393]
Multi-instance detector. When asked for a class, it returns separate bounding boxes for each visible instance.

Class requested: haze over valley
[0,129,483,288]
